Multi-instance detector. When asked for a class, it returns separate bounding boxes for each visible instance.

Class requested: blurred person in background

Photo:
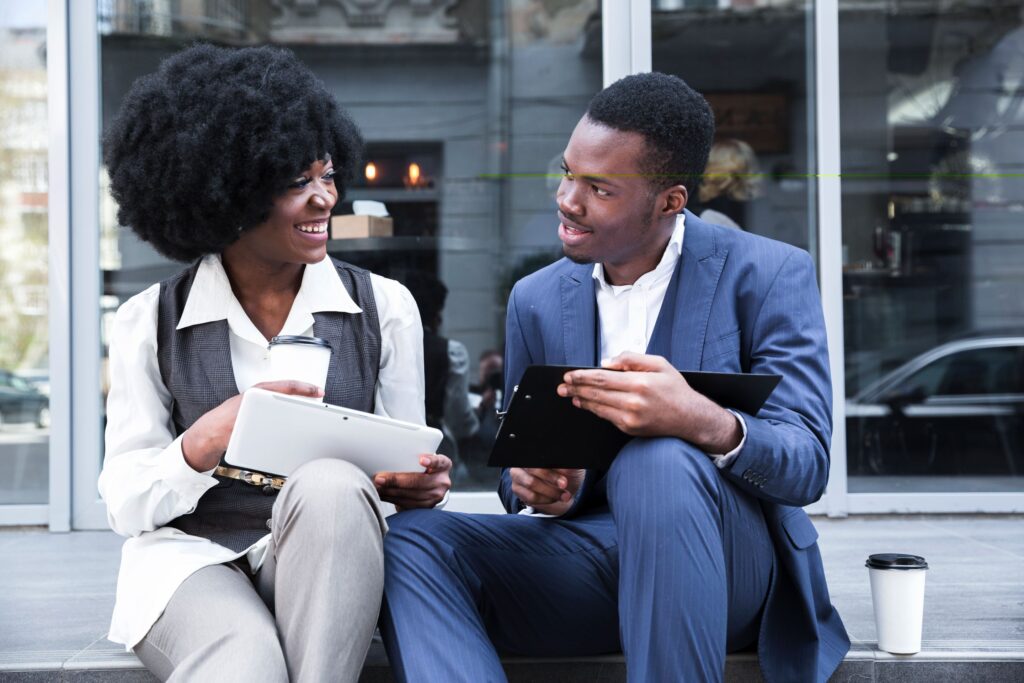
[403,270,479,476]
[691,137,762,230]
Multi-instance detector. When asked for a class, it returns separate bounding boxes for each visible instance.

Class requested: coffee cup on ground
[866,553,928,654]
[267,336,332,400]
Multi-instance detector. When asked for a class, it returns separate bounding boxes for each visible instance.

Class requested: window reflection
[652,0,817,253]
[841,1,1024,491]
[98,0,602,492]
[0,4,49,504]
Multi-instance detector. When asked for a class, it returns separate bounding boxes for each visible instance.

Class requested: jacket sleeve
[717,250,834,507]
[497,283,533,513]
[97,287,217,537]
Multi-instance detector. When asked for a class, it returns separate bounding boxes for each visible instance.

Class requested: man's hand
[374,454,452,511]
[557,352,743,454]
[509,467,585,516]
[182,380,324,472]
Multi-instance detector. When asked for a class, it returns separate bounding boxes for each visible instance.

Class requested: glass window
[0,2,49,505]
[652,0,818,255]
[841,1,1024,491]
[98,0,602,492]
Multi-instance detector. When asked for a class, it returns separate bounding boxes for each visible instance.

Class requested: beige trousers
[134,459,388,683]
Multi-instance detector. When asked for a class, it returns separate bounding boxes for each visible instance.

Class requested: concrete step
[2,641,1023,682]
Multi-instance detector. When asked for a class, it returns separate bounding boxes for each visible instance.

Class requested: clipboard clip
[495,384,519,422]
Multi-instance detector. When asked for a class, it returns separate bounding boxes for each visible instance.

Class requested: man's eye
[561,167,574,180]
[594,185,610,197]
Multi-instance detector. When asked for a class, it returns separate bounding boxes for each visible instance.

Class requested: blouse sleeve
[97,285,217,538]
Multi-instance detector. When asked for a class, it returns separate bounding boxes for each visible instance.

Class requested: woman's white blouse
[98,254,425,649]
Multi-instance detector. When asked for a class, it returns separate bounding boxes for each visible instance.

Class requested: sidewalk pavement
[1,514,1022,681]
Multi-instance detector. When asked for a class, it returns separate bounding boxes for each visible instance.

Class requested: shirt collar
[177,254,361,331]
[592,212,686,291]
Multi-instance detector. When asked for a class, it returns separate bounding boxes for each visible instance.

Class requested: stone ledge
[3,641,1023,683]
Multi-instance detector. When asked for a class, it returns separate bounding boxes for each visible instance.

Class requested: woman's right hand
[181,380,324,472]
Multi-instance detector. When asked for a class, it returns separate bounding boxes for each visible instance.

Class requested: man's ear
[659,184,687,216]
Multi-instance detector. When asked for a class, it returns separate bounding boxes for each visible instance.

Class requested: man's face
[556,117,669,282]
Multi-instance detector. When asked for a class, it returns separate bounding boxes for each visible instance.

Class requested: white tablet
[224,388,443,478]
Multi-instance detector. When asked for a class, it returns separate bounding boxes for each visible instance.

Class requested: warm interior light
[407,162,421,185]
[365,162,378,182]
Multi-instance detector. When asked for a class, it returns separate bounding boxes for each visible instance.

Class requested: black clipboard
[488,365,781,470]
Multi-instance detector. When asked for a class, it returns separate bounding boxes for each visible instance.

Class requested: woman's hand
[373,454,453,511]
[181,380,324,472]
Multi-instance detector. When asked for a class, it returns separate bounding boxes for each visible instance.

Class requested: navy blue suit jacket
[497,211,850,682]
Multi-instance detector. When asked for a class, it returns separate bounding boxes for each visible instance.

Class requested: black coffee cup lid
[268,335,331,349]
[866,553,928,570]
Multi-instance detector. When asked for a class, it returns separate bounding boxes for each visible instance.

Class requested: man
[381,73,849,683]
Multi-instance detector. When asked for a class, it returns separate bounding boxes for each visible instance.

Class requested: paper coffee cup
[866,553,928,654]
[267,335,332,400]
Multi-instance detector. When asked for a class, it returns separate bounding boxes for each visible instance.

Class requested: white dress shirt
[591,214,746,467]
[520,215,747,517]
[98,254,425,649]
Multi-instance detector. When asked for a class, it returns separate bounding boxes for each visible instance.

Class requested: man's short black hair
[585,72,714,193]
[103,43,363,262]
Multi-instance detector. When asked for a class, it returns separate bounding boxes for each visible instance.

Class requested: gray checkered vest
[156,258,381,552]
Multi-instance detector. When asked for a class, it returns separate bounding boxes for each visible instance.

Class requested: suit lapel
[560,265,597,367]
[669,213,728,370]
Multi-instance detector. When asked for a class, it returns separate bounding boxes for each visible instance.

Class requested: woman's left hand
[373,454,452,510]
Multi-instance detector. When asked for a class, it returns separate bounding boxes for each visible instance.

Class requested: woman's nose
[310,191,332,210]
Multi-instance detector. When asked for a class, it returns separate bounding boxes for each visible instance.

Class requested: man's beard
[563,246,593,265]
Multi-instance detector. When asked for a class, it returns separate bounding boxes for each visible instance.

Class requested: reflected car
[846,335,1024,476]
[0,370,50,428]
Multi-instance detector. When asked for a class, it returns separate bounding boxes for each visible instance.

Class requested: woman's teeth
[296,221,328,233]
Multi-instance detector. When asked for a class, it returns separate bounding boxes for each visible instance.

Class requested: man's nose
[556,178,583,217]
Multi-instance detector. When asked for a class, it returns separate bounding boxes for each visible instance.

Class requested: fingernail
[572,398,581,407]
[558,478,567,488]
[374,476,384,486]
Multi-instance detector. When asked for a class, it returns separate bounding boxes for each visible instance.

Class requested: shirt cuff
[708,410,747,469]
[158,434,219,507]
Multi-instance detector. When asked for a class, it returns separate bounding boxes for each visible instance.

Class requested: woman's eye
[322,170,336,182]
[289,177,311,189]
[561,167,574,180]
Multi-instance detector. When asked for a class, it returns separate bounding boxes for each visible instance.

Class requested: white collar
[592,212,685,291]
[177,254,362,333]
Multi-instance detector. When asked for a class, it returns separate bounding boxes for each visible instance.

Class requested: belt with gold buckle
[215,465,286,494]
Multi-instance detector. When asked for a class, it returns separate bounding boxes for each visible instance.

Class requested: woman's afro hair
[585,72,715,193]
[103,43,363,262]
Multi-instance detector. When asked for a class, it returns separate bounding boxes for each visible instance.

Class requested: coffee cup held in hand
[267,336,332,400]
[866,553,928,654]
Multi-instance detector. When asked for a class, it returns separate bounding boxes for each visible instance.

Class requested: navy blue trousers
[380,437,775,683]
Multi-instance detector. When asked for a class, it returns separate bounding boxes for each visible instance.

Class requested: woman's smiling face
[237,157,337,265]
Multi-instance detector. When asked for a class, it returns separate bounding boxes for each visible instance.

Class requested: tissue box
[330,215,394,239]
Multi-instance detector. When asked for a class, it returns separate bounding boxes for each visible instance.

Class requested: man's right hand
[181,380,324,473]
[509,467,585,516]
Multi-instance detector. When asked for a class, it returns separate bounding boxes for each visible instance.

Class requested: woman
[97,43,451,682]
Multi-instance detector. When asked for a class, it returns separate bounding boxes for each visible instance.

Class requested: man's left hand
[557,352,743,454]
[374,454,452,510]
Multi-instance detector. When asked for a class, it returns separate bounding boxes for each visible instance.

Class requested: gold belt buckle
[216,466,287,493]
